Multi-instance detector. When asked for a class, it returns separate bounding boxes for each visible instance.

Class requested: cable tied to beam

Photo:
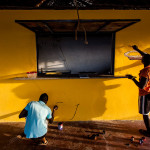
[74,0,88,44]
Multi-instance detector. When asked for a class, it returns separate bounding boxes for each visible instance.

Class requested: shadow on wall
[1,44,146,121]
[0,78,120,121]
[0,111,21,120]
[1,46,149,121]
[115,60,142,72]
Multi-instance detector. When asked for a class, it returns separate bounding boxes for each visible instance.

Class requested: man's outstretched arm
[126,74,148,89]
[131,45,146,56]
[48,105,58,124]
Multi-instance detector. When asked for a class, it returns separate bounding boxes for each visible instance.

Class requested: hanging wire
[74,0,88,44]
[70,104,80,120]
[74,0,80,41]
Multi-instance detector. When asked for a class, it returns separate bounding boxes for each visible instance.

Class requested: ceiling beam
[96,21,111,33]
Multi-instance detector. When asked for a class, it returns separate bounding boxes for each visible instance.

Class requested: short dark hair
[39,93,48,101]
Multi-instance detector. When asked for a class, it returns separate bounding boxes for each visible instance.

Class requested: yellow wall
[0,10,150,122]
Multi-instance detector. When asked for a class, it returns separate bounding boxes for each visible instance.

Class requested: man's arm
[19,109,28,118]
[126,74,148,89]
[131,45,146,56]
[48,105,58,124]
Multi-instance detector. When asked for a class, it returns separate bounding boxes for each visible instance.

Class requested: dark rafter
[36,0,47,8]
[96,21,111,33]
[0,0,150,9]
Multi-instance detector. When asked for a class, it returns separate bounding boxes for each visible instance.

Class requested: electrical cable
[70,104,80,120]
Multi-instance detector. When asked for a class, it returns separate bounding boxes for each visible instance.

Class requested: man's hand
[126,74,136,79]
[53,105,58,111]
[129,45,145,56]
[48,105,58,124]
[132,45,138,50]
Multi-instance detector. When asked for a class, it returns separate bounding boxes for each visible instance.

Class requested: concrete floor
[0,121,150,150]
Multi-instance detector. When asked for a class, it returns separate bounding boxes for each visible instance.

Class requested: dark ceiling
[0,0,150,10]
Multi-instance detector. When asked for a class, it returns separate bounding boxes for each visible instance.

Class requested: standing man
[126,45,150,136]
[19,93,58,145]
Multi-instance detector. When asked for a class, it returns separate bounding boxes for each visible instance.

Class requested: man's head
[142,54,150,66]
[39,93,48,104]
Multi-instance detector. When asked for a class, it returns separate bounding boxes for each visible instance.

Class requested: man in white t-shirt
[19,93,58,145]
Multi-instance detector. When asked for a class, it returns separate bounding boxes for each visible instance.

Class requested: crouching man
[19,93,58,145]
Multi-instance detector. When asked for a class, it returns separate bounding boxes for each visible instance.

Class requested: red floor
[0,121,150,150]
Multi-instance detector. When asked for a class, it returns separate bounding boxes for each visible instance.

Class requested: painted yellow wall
[0,10,150,122]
